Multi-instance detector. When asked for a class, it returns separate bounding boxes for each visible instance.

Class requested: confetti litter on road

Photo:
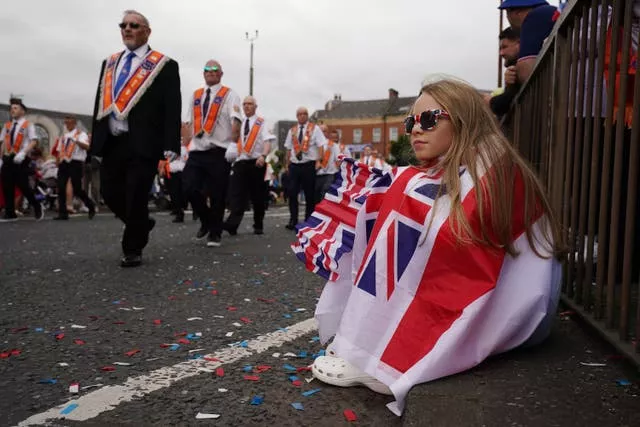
[69,382,79,393]
[204,357,221,362]
[244,298,251,302]
[211,290,219,295]
[344,409,358,421]
[57,363,69,367]
[283,314,292,319]
[145,358,161,362]
[35,327,44,332]
[291,380,303,387]
[153,319,162,325]
[232,322,242,327]
[226,332,234,337]
[189,354,204,360]
[170,344,181,351]
[187,317,203,321]
[240,317,252,324]
[257,298,275,303]
[53,269,62,273]
[310,336,320,342]
[178,338,190,345]
[112,321,125,325]
[213,315,225,319]
[272,353,281,358]
[9,349,21,356]
[291,402,304,411]
[174,331,188,337]
[227,306,237,311]
[60,403,79,415]
[240,341,248,348]
[188,348,206,353]
[195,412,220,419]
[580,362,607,367]
[243,365,253,372]
[81,384,103,390]
[295,308,307,312]
[70,324,86,329]
[125,349,141,357]
[216,368,225,377]
[244,375,260,381]
[113,362,132,366]
[297,351,308,358]
[289,375,300,382]
[302,389,322,397]
[132,307,145,311]
[254,365,272,373]
[283,352,297,358]
[38,378,57,384]
[250,395,264,405]
[283,364,297,372]
[55,333,65,340]
[296,366,312,373]
[218,388,228,393]
[305,377,315,383]
[616,379,631,386]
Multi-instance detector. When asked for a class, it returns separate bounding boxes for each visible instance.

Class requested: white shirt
[0,117,37,156]
[236,115,275,161]
[108,43,150,136]
[169,145,189,173]
[284,122,326,164]
[337,143,352,158]
[361,155,384,170]
[317,140,341,175]
[188,83,242,151]
[60,128,89,162]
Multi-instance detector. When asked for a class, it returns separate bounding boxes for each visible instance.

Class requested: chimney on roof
[388,88,398,100]
[325,93,342,111]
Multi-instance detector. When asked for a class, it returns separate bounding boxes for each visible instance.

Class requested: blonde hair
[417,78,562,258]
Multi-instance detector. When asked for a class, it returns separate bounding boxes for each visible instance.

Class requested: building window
[336,129,342,140]
[372,127,381,143]
[353,128,362,143]
[389,127,398,142]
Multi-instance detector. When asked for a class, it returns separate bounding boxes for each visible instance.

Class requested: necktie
[298,125,304,145]
[202,88,211,119]
[244,118,250,138]
[9,121,17,146]
[114,51,136,96]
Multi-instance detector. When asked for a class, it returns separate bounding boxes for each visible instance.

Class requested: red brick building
[312,89,416,159]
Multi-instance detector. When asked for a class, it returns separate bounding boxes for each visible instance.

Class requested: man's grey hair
[123,9,150,27]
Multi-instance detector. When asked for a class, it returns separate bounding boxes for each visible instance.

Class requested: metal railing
[504,0,640,364]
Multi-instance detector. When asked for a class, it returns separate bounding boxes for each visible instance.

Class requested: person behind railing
[489,26,521,119]
[498,0,560,84]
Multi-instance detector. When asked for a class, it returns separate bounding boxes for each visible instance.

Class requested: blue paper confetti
[283,364,297,372]
[289,375,300,382]
[35,328,44,332]
[38,378,57,384]
[277,328,288,332]
[302,388,322,397]
[311,336,320,342]
[189,354,204,360]
[169,344,181,351]
[616,379,632,386]
[240,341,249,348]
[250,395,264,405]
[243,365,254,372]
[112,300,121,305]
[60,403,79,415]
[291,402,304,411]
[283,314,292,319]
[186,334,201,340]
[297,351,308,358]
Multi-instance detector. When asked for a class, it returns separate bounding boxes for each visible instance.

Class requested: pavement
[0,206,638,426]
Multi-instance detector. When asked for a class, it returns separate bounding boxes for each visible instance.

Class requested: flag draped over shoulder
[292,159,562,416]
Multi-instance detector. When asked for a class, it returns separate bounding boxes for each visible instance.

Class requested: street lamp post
[245,30,259,96]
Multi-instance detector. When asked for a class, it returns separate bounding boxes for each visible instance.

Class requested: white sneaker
[312,355,393,395]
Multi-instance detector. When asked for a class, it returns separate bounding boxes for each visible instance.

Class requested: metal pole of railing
[498,1,504,88]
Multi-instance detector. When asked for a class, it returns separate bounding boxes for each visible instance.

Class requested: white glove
[0,158,3,169]
[13,152,26,164]
[164,151,177,162]
[225,143,238,163]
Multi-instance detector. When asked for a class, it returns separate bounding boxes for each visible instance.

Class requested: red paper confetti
[215,368,224,377]
[159,343,172,348]
[73,339,86,345]
[0,352,10,359]
[168,296,177,300]
[296,366,312,372]
[177,338,190,345]
[55,333,65,340]
[211,290,218,295]
[226,306,237,311]
[254,365,271,373]
[291,380,303,387]
[112,321,126,325]
[88,315,100,321]
[244,375,260,381]
[257,298,275,303]
[101,366,116,372]
[240,317,252,324]
[11,327,29,334]
[10,349,21,356]
[204,357,221,362]
[344,409,358,422]
[125,349,141,357]
[174,331,187,337]
[153,319,162,325]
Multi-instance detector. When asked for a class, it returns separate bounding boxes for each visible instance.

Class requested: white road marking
[18,318,318,426]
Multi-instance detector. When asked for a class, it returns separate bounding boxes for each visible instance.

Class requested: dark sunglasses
[404,109,450,134]
[119,22,144,30]
[204,66,221,72]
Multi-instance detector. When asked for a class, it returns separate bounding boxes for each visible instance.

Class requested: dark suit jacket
[90,51,181,161]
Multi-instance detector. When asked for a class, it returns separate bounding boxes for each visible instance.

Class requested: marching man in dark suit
[90,9,181,267]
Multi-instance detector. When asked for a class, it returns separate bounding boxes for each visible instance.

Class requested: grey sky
[1,0,560,124]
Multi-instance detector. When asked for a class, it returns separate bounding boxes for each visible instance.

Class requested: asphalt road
[0,207,398,426]
[1,207,638,426]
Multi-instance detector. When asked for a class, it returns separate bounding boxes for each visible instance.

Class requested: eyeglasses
[404,109,450,134]
[119,22,144,30]
[204,66,221,72]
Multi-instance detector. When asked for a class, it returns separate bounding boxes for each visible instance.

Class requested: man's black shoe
[172,215,184,223]
[120,254,142,268]
[53,215,69,221]
[285,222,296,231]
[196,225,209,240]
[254,228,264,235]
[223,223,237,236]
[207,234,221,247]
[148,217,156,231]
[88,206,96,220]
